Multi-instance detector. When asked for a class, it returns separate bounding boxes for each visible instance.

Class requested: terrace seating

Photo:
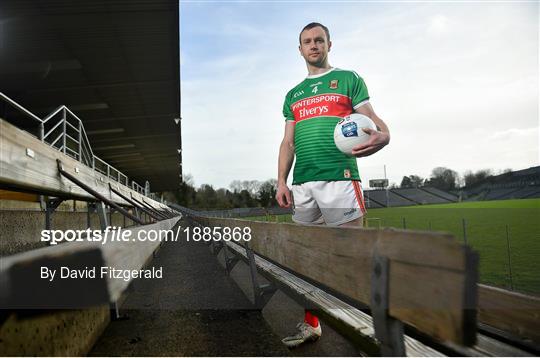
[364,189,416,207]
[484,187,523,200]
[392,188,451,204]
[421,187,459,202]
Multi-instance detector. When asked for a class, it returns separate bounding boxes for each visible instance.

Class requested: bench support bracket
[371,253,406,356]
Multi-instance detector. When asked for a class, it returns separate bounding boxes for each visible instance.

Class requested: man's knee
[339,216,364,227]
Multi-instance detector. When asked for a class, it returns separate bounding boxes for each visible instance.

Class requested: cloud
[489,127,538,140]
[180,2,539,188]
[427,15,450,35]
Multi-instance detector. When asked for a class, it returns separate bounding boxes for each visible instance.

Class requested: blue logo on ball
[341,122,358,137]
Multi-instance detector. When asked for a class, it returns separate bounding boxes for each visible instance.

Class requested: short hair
[299,22,330,44]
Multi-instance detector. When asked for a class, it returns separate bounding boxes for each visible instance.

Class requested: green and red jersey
[283,68,370,185]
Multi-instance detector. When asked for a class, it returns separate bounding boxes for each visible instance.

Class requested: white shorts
[292,180,367,226]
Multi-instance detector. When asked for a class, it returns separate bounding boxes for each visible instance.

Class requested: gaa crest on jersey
[341,121,358,137]
[344,169,351,178]
[329,79,338,89]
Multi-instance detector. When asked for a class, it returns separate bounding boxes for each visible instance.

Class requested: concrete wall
[0,199,88,211]
[0,209,138,256]
[0,200,168,355]
[0,306,110,356]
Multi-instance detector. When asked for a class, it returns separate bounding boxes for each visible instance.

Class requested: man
[276,22,390,348]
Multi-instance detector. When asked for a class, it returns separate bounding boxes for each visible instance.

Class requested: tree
[400,176,413,188]
[196,184,217,209]
[400,175,424,188]
[258,179,278,207]
[229,180,243,193]
[215,188,234,209]
[229,180,261,196]
[182,173,195,186]
[237,189,258,207]
[425,167,458,191]
[463,169,492,188]
[175,174,197,207]
[409,175,424,188]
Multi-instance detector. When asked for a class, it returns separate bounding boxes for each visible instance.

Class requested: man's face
[298,26,332,66]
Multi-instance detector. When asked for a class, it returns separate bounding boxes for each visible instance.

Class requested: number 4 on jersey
[312,85,318,94]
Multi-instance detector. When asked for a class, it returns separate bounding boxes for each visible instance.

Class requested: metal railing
[0,91,149,196]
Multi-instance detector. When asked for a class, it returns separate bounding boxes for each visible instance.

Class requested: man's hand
[351,128,390,157]
[276,184,293,208]
[353,102,390,157]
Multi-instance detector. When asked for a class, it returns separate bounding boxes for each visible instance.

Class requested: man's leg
[282,182,324,349]
[304,310,319,327]
[282,310,322,349]
[339,216,364,227]
[318,180,367,227]
[288,181,365,347]
[283,181,368,348]
[291,183,325,225]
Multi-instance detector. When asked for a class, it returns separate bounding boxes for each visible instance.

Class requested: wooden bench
[0,118,168,212]
[188,214,538,356]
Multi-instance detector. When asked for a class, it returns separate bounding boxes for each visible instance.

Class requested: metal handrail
[0,91,153,198]
[44,119,64,139]
[0,92,42,123]
[65,120,79,132]
[132,181,145,194]
[50,132,64,148]
[80,124,94,158]
[42,105,64,123]
[65,133,78,143]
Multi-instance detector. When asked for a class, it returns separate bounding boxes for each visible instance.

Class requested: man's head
[298,22,332,67]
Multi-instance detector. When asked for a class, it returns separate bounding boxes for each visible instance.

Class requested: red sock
[304,310,319,327]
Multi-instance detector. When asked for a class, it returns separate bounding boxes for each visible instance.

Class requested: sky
[179,1,539,189]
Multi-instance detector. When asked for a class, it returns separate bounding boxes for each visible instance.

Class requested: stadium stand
[391,188,451,205]
[484,187,524,200]
[421,187,459,202]
[463,166,540,201]
[364,189,417,207]
[364,195,385,208]
[486,186,540,200]
[516,186,540,199]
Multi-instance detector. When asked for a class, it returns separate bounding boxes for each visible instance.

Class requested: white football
[333,113,377,155]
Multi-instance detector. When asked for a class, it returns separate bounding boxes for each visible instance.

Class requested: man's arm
[351,103,390,157]
[276,121,295,207]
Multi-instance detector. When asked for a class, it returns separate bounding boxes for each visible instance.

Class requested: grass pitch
[251,198,540,294]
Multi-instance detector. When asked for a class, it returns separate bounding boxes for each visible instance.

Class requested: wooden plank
[0,119,168,211]
[0,189,38,202]
[478,284,540,344]
[100,216,181,301]
[440,333,534,357]
[198,217,477,346]
[225,240,445,357]
[389,261,466,345]
[223,240,531,356]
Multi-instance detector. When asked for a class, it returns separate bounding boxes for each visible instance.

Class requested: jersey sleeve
[351,72,370,109]
[282,91,295,122]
